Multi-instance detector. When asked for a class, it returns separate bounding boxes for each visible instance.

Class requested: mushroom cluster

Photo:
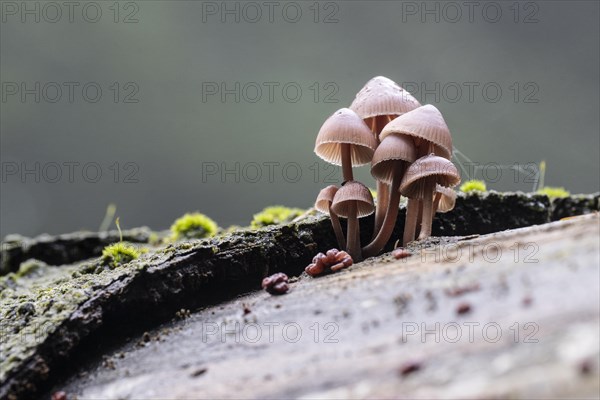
[313,76,461,260]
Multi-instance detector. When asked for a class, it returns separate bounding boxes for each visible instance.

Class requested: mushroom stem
[418,190,435,240]
[346,202,361,261]
[341,143,353,182]
[327,204,346,250]
[370,115,393,241]
[433,192,442,213]
[362,171,402,258]
[403,198,419,246]
[370,117,380,144]
[373,181,389,239]
[415,200,423,238]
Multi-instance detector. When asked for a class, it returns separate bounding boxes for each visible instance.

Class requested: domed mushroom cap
[370,134,417,184]
[315,185,339,214]
[435,184,457,213]
[400,154,461,198]
[331,181,375,218]
[380,104,453,159]
[315,108,377,166]
[350,76,421,120]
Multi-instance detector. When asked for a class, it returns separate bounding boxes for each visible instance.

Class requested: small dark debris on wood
[262,273,290,295]
[305,249,352,277]
[242,303,252,315]
[579,359,593,376]
[456,302,472,315]
[398,360,422,376]
[393,293,412,315]
[425,290,437,312]
[190,367,208,377]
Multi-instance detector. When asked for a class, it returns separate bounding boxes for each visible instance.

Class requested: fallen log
[0,192,598,399]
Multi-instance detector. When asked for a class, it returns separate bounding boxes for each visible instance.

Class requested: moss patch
[460,179,487,193]
[250,206,305,229]
[170,213,219,240]
[101,243,141,269]
[537,186,570,200]
[15,259,46,278]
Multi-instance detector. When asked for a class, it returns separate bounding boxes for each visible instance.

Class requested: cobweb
[453,147,541,192]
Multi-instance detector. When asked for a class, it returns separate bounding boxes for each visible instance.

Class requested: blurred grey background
[1,0,598,237]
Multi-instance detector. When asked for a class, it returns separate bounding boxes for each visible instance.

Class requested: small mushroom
[350,76,421,237]
[331,181,375,261]
[400,155,461,243]
[379,104,453,159]
[362,134,416,257]
[350,76,421,144]
[315,185,346,250]
[314,108,377,182]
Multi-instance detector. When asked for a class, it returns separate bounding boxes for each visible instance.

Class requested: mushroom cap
[400,154,461,198]
[331,181,375,218]
[315,185,339,214]
[350,76,421,120]
[370,134,417,184]
[315,108,378,166]
[435,184,457,213]
[380,104,453,159]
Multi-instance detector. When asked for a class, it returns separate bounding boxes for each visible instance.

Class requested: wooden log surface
[51,214,600,399]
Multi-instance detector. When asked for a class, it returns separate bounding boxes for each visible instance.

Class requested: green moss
[250,206,305,229]
[170,213,218,240]
[179,242,194,250]
[225,225,244,233]
[148,232,161,246]
[538,186,570,199]
[101,243,140,269]
[460,180,487,193]
[15,260,45,278]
